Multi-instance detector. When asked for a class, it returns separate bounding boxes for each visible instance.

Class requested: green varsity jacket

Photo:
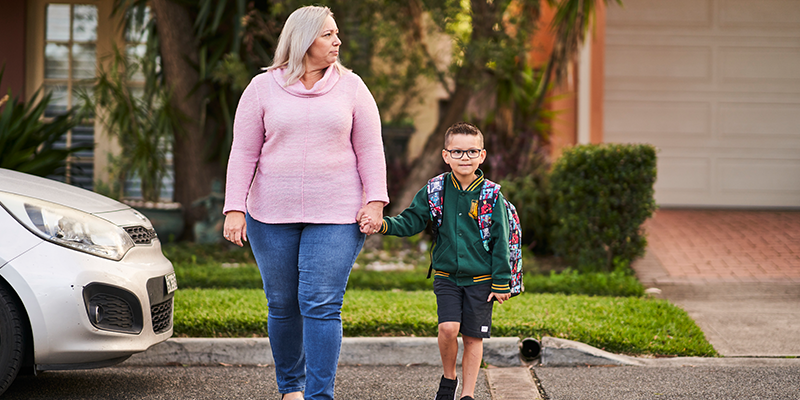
[380,170,511,293]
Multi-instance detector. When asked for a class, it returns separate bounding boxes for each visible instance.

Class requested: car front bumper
[0,236,175,370]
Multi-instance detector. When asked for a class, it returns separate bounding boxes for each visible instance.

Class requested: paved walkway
[640,209,800,284]
[633,209,800,357]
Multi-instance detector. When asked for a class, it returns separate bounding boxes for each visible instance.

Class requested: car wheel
[0,283,25,396]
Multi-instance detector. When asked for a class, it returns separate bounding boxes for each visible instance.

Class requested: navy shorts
[433,278,494,338]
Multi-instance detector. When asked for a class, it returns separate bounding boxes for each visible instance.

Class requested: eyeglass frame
[443,148,484,159]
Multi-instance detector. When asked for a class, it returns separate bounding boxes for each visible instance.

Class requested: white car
[0,168,176,395]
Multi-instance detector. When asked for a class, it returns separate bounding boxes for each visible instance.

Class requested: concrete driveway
[633,209,800,357]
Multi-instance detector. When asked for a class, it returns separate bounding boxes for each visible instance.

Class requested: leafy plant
[78,47,180,202]
[0,67,89,176]
[550,144,657,272]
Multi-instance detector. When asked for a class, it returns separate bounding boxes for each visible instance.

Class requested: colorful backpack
[426,173,524,296]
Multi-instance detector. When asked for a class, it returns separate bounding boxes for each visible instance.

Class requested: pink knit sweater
[223,66,389,224]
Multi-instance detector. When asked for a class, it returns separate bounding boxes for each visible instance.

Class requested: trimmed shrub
[549,143,656,272]
[499,172,552,254]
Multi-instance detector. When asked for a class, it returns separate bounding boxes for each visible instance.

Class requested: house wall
[530,1,607,159]
[590,2,606,145]
[0,0,27,99]
[604,0,800,207]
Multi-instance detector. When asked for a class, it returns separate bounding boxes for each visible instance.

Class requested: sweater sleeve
[223,77,265,215]
[380,186,430,237]
[351,77,389,205]
[490,192,511,293]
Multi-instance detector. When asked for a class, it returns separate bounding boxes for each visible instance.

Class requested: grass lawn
[173,288,716,357]
[172,262,645,297]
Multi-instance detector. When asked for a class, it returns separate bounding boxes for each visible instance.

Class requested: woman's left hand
[357,201,384,235]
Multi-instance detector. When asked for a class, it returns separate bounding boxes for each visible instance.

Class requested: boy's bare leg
[438,322,461,380]
[460,335,483,398]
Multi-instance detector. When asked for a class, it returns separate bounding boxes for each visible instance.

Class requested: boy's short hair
[444,122,484,149]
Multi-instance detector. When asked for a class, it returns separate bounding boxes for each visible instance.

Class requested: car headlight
[0,192,134,261]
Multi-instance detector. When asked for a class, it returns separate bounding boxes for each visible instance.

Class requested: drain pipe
[520,337,541,361]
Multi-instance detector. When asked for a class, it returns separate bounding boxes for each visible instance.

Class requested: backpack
[426,173,524,296]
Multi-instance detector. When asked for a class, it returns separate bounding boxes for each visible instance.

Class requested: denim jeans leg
[298,223,365,400]
[246,216,306,394]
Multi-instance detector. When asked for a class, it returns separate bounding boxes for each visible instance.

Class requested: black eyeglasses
[444,148,483,159]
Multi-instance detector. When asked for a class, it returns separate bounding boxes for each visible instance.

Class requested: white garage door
[604,0,800,207]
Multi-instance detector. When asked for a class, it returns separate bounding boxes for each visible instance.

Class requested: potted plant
[79,47,184,240]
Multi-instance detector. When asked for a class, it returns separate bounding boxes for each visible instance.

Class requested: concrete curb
[123,336,800,369]
[540,337,646,367]
[125,337,525,367]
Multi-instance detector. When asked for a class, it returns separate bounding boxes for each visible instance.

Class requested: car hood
[0,168,130,214]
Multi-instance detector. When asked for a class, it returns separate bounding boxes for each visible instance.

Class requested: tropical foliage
[0,67,89,177]
[78,47,180,202]
[106,0,622,236]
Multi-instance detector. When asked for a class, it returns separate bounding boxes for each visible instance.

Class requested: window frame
[26,0,124,187]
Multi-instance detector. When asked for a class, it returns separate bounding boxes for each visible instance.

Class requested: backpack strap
[477,179,502,252]
[427,173,447,230]
[426,173,448,279]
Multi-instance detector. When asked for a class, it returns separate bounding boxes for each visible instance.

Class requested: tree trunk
[388,0,495,215]
[151,0,220,240]
[389,83,473,214]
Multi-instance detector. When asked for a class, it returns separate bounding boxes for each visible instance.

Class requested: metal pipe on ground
[520,338,541,361]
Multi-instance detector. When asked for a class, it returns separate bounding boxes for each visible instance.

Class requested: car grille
[151,298,173,334]
[124,226,158,245]
[83,284,143,334]
[88,294,137,333]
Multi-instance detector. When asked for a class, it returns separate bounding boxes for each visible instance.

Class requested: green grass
[524,269,644,297]
[173,262,644,297]
[164,242,710,356]
[162,242,256,264]
[166,241,645,296]
[173,262,264,289]
[173,288,716,357]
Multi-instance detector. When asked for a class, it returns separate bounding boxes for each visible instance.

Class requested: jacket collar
[449,169,485,192]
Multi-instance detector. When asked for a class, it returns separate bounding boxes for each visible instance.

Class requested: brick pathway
[639,209,800,284]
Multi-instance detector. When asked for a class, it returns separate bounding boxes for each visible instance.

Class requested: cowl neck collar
[272,66,340,97]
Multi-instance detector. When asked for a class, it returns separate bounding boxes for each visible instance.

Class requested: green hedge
[499,172,551,254]
[549,144,657,272]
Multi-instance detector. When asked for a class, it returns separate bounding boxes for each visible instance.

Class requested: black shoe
[434,375,459,400]
[460,397,475,400]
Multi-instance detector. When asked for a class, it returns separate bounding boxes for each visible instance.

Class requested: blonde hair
[266,6,348,86]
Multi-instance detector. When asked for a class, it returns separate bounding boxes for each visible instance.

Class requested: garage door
[604,0,800,207]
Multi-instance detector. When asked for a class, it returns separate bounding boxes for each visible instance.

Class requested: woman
[222,6,387,400]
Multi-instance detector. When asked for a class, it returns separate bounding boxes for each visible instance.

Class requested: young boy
[361,122,511,400]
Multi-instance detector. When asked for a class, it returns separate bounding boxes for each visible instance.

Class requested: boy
[361,122,511,400]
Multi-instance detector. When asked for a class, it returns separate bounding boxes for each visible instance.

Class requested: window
[43,3,97,189]
[121,7,175,202]
[29,1,175,200]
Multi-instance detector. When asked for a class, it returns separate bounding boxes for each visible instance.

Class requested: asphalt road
[6,363,800,399]
[1,364,491,400]
[535,365,800,400]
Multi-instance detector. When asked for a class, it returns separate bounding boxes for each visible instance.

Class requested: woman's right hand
[223,211,247,247]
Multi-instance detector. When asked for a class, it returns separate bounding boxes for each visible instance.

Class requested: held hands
[357,201,384,235]
[488,292,511,304]
[223,211,247,247]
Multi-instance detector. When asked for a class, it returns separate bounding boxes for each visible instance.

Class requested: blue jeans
[247,215,365,400]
